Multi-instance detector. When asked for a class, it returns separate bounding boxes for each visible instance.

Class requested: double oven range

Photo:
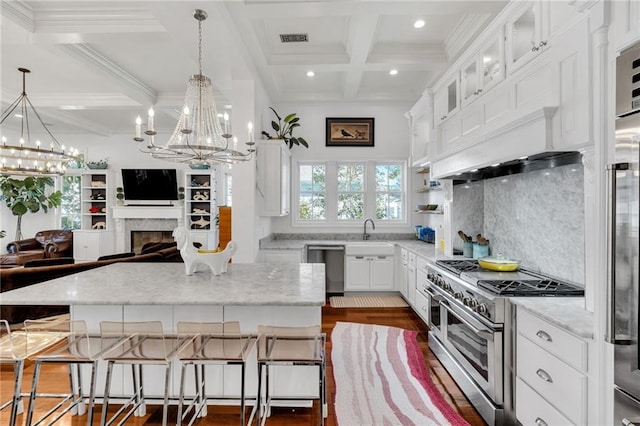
[421,259,584,425]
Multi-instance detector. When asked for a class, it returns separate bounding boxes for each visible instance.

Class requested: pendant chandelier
[0,68,78,176]
[133,9,255,165]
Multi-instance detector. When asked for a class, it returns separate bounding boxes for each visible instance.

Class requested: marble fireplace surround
[112,206,184,253]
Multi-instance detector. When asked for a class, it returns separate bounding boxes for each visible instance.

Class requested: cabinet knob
[535,368,553,383]
[535,417,548,426]
[539,40,547,47]
[477,89,482,94]
[535,330,552,342]
[531,46,540,52]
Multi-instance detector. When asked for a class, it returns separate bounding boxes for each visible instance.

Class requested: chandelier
[0,68,78,176]
[133,9,254,165]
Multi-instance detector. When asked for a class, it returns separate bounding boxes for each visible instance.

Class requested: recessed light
[14,114,23,118]
[414,19,425,29]
[483,56,492,64]
[306,70,315,77]
[389,69,398,76]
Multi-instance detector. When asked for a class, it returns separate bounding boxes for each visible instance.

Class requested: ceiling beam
[343,14,379,99]
[57,44,157,107]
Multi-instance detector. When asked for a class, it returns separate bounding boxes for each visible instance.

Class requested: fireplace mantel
[112,206,184,252]
[112,206,182,219]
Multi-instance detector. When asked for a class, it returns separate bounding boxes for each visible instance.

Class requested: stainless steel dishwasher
[306,245,345,295]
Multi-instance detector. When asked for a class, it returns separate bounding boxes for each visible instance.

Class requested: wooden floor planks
[0,303,486,425]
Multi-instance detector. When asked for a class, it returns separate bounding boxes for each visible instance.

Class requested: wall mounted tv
[121,169,178,204]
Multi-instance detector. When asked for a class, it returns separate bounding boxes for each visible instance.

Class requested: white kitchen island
[0,262,326,403]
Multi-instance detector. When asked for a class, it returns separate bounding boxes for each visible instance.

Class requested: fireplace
[130,230,175,254]
[112,206,184,253]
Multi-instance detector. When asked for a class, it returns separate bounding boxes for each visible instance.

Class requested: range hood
[442,151,582,184]
[430,106,584,183]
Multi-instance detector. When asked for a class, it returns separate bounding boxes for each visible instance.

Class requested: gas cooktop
[435,259,584,297]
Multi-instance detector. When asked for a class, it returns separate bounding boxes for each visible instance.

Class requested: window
[295,161,405,225]
[337,163,364,220]
[299,164,326,220]
[60,174,82,230]
[375,164,403,220]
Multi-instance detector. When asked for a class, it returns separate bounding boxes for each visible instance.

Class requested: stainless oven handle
[441,303,494,341]
[424,286,444,301]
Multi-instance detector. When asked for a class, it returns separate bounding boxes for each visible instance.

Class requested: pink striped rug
[332,321,469,426]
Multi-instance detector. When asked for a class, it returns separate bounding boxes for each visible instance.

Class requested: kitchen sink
[345,242,394,256]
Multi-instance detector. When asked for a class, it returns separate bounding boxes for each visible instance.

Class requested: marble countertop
[260,238,442,260]
[0,262,326,306]
[510,297,594,339]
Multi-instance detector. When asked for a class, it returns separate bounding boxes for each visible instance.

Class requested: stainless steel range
[420,259,584,425]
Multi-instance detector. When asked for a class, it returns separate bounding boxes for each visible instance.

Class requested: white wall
[265,102,413,234]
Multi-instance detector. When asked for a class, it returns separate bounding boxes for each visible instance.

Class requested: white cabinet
[345,255,394,291]
[614,0,640,52]
[397,248,408,298]
[73,230,114,261]
[406,259,416,306]
[515,308,589,425]
[185,171,217,250]
[434,74,460,124]
[506,1,579,75]
[461,29,505,107]
[257,140,290,216]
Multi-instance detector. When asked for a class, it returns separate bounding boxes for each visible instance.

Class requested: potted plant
[86,158,109,169]
[116,187,124,206]
[261,107,308,149]
[0,176,62,240]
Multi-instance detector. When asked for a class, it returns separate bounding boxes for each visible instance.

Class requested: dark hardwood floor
[1,303,486,425]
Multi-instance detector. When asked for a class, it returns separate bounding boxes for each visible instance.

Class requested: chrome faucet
[363,218,376,240]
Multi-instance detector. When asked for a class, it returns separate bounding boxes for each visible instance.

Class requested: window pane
[60,175,82,230]
[300,193,326,220]
[376,164,402,191]
[337,164,364,191]
[300,164,326,191]
[376,192,402,220]
[337,193,364,220]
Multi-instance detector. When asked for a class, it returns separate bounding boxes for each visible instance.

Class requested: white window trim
[292,159,408,228]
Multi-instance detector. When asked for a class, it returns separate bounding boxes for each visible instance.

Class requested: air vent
[280,33,308,43]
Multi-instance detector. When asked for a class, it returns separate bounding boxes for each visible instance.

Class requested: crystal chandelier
[0,68,78,176]
[133,9,254,165]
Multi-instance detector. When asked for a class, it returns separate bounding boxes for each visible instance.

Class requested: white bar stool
[99,321,182,426]
[0,319,66,426]
[175,321,256,426]
[24,318,105,426]
[255,325,326,426]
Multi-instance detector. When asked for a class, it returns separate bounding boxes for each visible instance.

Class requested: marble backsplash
[453,163,585,285]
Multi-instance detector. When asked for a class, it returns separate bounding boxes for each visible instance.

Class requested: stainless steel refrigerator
[608,42,640,426]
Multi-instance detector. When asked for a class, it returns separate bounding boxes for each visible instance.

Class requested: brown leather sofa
[1,245,181,324]
[2,229,74,266]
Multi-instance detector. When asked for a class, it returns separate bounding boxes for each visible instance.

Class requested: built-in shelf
[416,186,443,193]
[416,167,430,174]
[414,210,444,215]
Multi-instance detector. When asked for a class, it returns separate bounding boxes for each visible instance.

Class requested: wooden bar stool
[99,321,182,426]
[0,319,66,426]
[255,325,326,426]
[23,318,102,426]
[175,321,256,426]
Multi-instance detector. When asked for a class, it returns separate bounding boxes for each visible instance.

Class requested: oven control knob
[475,304,488,315]
[463,297,477,307]
[441,281,451,291]
[453,291,463,300]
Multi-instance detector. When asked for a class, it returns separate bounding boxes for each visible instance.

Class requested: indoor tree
[0,175,62,240]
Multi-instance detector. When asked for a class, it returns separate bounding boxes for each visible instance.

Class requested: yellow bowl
[478,256,520,271]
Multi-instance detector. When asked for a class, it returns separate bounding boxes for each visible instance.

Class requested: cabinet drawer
[517,308,587,372]
[414,289,429,324]
[516,377,575,426]
[416,256,429,272]
[517,335,586,424]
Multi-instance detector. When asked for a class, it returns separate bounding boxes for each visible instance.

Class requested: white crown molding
[31,7,164,34]
[1,1,35,32]
[443,13,491,60]
[58,44,157,107]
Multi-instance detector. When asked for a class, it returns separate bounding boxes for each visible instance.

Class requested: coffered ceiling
[1,0,508,136]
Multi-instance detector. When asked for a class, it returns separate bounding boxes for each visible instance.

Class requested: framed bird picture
[325,117,375,147]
